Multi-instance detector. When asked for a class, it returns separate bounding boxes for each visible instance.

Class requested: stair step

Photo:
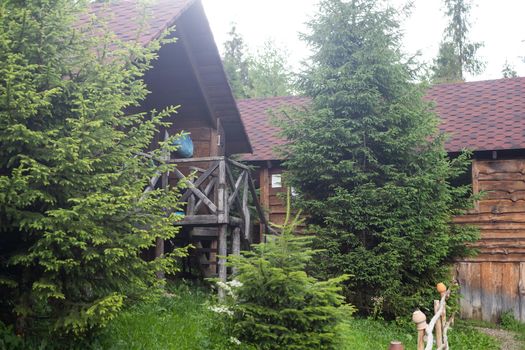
[191,227,219,237]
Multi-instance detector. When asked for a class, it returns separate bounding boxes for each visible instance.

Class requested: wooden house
[238,77,525,322]
[87,0,272,281]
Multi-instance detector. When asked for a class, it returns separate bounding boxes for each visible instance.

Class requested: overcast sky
[201,0,525,81]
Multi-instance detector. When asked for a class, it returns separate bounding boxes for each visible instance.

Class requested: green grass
[90,282,247,350]
[501,311,525,343]
[86,283,500,350]
[337,317,500,350]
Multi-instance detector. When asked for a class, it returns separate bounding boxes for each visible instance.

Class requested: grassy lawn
[91,283,239,350]
[86,282,504,350]
[337,318,500,350]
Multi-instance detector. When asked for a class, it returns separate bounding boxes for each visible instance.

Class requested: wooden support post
[412,310,427,350]
[388,341,404,350]
[217,160,228,223]
[259,168,269,241]
[232,227,241,275]
[434,300,443,348]
[218,224,228,300]
[208,239,217,276]
[242,172,251,242]
[437,283,447,349]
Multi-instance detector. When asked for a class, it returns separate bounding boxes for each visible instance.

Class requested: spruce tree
[0,0,184,340]
[222,25,293,99]
[222,24,252,99]
[227,194,351,350]
[279,0,477,318]
[432,0,484,82]
[247,40,294,98]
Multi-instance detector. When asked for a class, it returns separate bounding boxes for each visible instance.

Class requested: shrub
[225,194,353,350]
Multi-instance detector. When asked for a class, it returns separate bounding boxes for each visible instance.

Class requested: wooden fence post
[412,310,427,350]
[388,341,404,350]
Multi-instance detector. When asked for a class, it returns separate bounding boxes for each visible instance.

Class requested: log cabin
[86,0,273,282]
[238,77,525,322]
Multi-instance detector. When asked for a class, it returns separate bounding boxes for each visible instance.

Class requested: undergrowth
[1,282,504,350]
[337,317,500,350]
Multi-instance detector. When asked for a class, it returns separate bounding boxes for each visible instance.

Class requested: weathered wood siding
[455,159,525,322]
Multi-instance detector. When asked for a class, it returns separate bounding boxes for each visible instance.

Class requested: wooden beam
[193,177,217,214]
[179,161,219,202]
[232,227,241,275]
[243,172,251,242]
[218,224,228,300]
[228,158,252,171]
[217,159,228,223]
[228,171,245,207]
[248,171,278,235]
[175,215,218,226]
[169,156,225,164]
[173,167,217,213]
[225,165,246,227]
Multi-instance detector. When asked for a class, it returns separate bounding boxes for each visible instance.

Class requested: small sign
[271,174,282,188]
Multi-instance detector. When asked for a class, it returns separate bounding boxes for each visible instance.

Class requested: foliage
[502,60,518,78]
[278,0,478,318]
[432,0,484,82]
[246,40,294,98]
[0,0,185,342]
[222,24,252,99]
[92,282,251,350]
[337,317,499,350]
[221,25,293,99]
[225,193,353,350]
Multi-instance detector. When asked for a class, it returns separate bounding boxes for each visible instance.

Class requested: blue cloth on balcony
[172,133,194,158]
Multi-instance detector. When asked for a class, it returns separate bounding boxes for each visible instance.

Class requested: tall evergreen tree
[0,0,184,341]
[222,24,252,99]
[279,0,477,318]
[247,40,294,98]
[221,25,293,99]
[432,0,484,83]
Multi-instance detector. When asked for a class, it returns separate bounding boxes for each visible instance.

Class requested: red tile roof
[81,0,252,154]
[239,77,525,161]
[237,96,310,161]
[81,0,196,45]
[427,77,525,153]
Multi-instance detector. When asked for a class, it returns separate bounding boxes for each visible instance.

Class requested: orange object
[436,282,447,294]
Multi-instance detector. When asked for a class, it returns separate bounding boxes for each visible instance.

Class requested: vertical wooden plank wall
[455,159,525,322]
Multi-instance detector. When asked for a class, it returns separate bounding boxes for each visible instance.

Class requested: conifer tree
[247,40,294,98]
[222,25,293,99]
[0,0,184,340]
[432,0,484,82]
[227,193,351,350]
[279,0,477,318]
[222,24,252,99]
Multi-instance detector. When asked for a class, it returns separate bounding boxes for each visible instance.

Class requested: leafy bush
[278,0,478,318]
[0,0,185,342]
[225,197,353,350]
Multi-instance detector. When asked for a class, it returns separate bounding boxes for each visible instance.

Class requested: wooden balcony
[142,151,275,284]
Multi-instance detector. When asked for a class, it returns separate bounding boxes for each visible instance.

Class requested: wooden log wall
[455,159,525,322]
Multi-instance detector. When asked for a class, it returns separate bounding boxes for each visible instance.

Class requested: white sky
[202,0,525,81]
